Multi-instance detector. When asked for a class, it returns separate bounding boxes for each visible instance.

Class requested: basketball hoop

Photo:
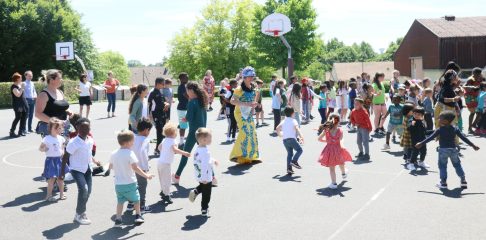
[265,29,282,37]
[62,55,68,60]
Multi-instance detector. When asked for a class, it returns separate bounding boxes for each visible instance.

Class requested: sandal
[59,195,67,200]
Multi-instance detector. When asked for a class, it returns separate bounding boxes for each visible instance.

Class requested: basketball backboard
[55,42,75,61]
[261,13,291,37]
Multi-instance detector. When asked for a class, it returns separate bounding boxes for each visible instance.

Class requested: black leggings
[318,108,327,124]
[195,182,212,210]
[10,110,26,133]
[273,109,281,130]
[153,112,167,150]
[227,110,237,138]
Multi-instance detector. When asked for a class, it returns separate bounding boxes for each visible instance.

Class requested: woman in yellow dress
[230,66,260,164]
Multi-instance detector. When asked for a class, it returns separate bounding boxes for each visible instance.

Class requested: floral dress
[230,87,260,164]
[318,128,352,167]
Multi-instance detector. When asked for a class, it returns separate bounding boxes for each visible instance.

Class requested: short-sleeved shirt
[162,88,173,103]
[465,77,482,108]
[66,136,94,173]
[132,135,150,171]
[42,135,65,157]
[282,117,298,139]
[372,83,386,104]
[79,82,91,97]
[177,84,188,110]
[318,92,327,109]
[272,88,282,109]
[110,149,138,185]
[388,104,404,125]
[438,85,457,107]
[104,79,119,94]
[193,147,213,183]
[158,137,177,164]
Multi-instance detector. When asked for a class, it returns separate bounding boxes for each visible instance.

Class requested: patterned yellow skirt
[230,107,260,164]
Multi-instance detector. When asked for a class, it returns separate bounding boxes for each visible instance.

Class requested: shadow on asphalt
[0,135,15,141]
[171,185,194,199]
[91,222,141,240]
[42,222,80,239]
[408,168,437,176]
[223,164,254,176]
[272,174,302,182]
[352,159,373,165]
[181,215,208,231]
[2,188,46,209]
[147,202,183,214]
[383,150,404,157]
[316,181,352,197]
[418,188,485,198]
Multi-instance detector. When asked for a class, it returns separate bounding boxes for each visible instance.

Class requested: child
[397,86,407,104]
[272,80,285,134]
[177,73,189,148]
[217,79,228,120]
[318,114,352,189]
[455,87,465,131]
[360,83,373,114]
[148,78,169,155]
[110,130,154,227]
[416,111,480,189]
[382,95,404,150]
[276,107,304,174]
[61,118,98,225]
[289,83,302,126]
[158,122,191,204]
[407,84,420,106]
[162,79,174,121]
[326,81,337,118]
[255,79,267,127]
[318,85,327,124]
[422,88,434,131]
[39,117,66,201]
[336,80,349,123]
[407,107,430,170]
[130,119,153,213]
[350,98,372,160]
[188,128,218,217]
[224,79,238,142]
[400,103,415,163]
[474,82,486,135]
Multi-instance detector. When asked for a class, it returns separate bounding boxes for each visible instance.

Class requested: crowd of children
[35,65,485,228]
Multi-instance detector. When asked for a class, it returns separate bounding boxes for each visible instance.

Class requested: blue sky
[70,0,485,65]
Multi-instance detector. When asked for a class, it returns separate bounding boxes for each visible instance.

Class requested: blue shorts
[115,183,140,204]
[177,110,188,129]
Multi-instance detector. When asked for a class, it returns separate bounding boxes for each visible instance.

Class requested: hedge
[0,80,79,109]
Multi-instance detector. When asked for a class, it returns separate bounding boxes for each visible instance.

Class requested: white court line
[2,147,42,169]
[327,169,405,240]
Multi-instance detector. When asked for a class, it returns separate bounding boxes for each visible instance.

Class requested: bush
[0,80,80,109]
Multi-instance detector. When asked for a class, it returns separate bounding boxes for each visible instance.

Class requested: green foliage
[375,37,403,61]
[0,0,99,82]
[295,60,325,80]
[95,51,131,85]
[127,60,144,67]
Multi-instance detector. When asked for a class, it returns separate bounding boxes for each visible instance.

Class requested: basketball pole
[279,35,293,80]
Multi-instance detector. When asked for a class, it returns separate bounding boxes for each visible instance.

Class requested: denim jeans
[107,93,116,113]
[283,138,303,168]
[357,127,370,154]
[294,113,301,127]
[438,148,465,182]
[302,100,310,121]
[25,98,36,131]
[71,169,92,215]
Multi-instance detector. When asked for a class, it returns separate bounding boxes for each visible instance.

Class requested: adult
[76,73,92,118]
[272,80,285,133]
[371,72,387,134]
[286,75,298,99]
[435,69,460,128]
[463,67,484,133]
[389,70,400,97]
[230,66,260,164]
[203,70,215,111]
[269,74,277,98]
[103,71,120,118]
[128,84,148,134]
[35,69,70,137]
[23,70,37,133]
[9,73,28,137]
[148,78,169,155]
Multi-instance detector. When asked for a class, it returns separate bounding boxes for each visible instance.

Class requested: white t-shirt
[109,149,138,185]
[158,137,177,164]
[132,135,150,171]
[66,136,94,173]
[193,146,213,182]
[79,82,91,97]
[42,135,65,157]
[270,80,276,92]
[282,117,298,139]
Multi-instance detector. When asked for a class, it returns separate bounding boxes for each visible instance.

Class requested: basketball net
[266,29,281,37]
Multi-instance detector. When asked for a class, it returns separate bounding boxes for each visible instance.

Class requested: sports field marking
[2,147,42,169]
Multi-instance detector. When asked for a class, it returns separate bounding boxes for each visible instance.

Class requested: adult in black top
[434,69,461,128]
[35,69,70,137]
[10,73,28,137]
[177,73,189,145]
[148,78,169,153]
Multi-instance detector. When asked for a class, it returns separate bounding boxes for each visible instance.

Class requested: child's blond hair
[48,117,62,134]
[163,122,178,137]
[117,130,134,145]
[195,127,211,142]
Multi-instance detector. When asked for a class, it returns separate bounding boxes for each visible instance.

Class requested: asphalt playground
[1,99,486,240]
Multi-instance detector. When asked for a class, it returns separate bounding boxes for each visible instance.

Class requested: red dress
[318,128,352,167]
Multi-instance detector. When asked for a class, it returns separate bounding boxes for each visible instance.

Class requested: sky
[70,0,485,65]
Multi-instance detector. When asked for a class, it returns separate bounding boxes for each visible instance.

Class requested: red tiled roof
[417,16,486,38]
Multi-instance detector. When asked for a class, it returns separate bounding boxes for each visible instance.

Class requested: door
[410,57,423,79]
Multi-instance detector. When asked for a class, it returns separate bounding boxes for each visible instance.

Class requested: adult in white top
[76,74,93,118]
[110,149,138,185]
[23,70,37,132]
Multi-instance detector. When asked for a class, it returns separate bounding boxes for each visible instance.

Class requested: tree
[96,51,130,85]
[0,0,99,81]
[375,37,403,61]
[166,27,201,80]
[127,60,144,67]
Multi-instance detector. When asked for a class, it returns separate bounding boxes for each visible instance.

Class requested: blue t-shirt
[388,104,404,125]
[318,92,327,109]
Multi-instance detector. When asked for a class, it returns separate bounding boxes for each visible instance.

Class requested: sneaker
[406,163,416,171]
[328,183,338,189]
[392,135,396,142]
[287,167,294,175]
[126,203,134,211]
[355,152,364,158]
[104,168,111,177]
[134,214,145,224]
[342,169,348,180]
[436,181,448,189]
[417,161,430,168]
[172,174,180,184]
[114,218,123,227]
[189,190,198,203]
[461,180,468,189]
[201,209,208,217]
[290,161,302,169]
[163,195,173,204]
[107,112,110,118]
[74,213,91,225]
[226,137,231,142]
[382,144,390,150]
[141,206,151,214]
[154,149,160,156]
[363,154,370,161]
[212,177,218,187]
[231,138,236,142]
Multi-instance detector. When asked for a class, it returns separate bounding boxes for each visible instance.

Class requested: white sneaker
[74,213,91,225]
[406,163,416,171]
[328,183,338,189]
[417,161,430,168]
[382,144,390,150]
[231,138,236,141]
[226,137,231,142]
[171,174,180,184]
[189,190,197,202]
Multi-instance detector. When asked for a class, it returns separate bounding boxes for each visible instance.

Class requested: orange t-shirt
[104,79,119,93]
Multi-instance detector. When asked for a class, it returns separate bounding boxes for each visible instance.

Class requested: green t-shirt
[372,83,385,104]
